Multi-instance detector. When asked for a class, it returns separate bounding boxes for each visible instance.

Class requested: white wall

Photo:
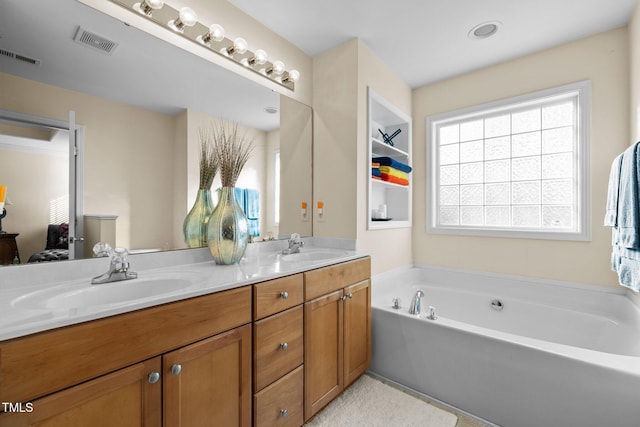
[412,27,630,287]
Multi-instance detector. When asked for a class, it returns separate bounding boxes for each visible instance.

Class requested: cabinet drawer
[254,274,303,319]
[304,257,371,301]
[254,365,304,427]
[254,306,303,392]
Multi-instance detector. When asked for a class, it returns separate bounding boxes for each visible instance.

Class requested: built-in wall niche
[0,0,312,262]
[367,88,412,229]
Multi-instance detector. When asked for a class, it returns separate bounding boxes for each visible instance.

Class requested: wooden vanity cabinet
[0,358,162,427]
[0,286,252,427]
[252,274,304,427]
[303,258,371,422]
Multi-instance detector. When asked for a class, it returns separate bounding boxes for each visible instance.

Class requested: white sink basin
[279,249,349,263]
[11,272,203,310]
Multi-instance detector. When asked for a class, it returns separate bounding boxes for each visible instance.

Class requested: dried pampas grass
[210,120,254,187]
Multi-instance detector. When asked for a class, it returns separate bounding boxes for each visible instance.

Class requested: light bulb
[249,49,267,66]
[209,24,225,42]
[268,60,285,75]
[200,23,225,45]
[134,0,164,16]
[169,7,197,33]
[179,7,198,26]
[226,37,248,55]
[283,69,300,83]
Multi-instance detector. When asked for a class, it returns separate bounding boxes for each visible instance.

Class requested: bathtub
[369,266,640,427]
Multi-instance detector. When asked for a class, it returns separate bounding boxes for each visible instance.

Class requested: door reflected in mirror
[0,0,312,265]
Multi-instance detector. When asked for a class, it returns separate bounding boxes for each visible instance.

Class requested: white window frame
[426,80,591,241]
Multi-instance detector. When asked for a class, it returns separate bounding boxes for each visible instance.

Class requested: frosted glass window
[485,114,511,138]
[440,143,459,165]
[512,132,541,157]
[485,136,510,160]
[512,109,540,134]
[440,124,459,145]
[460,140,483,163]
[460,120,483,142]
[460,184,484,205]
[460,162,484,184]
[428,80,590,240]
[440,186,459,205]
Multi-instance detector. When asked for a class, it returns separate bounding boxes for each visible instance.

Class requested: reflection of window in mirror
[275,151,280,225]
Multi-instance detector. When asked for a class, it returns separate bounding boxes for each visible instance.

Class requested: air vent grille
[0,48,42,66]
[73,27,118,54]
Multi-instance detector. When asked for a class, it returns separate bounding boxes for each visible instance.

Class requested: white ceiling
[229,0,638,88]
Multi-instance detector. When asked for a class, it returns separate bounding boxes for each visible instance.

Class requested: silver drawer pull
[280,342,288,351]
[280,409,289,417]
[280,291,289,299]
[148,371,160,384]
[171,364,182,376]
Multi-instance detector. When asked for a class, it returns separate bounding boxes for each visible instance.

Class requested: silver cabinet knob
[171,364,182,376]
[340,295,347,302]
[280,409,289,417]
[280,342,288,351]
[280,291,289,299]
[148,371,160,384]
[347,293,353,299]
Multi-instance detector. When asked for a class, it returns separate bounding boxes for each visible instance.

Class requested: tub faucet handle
[426,306,438,320]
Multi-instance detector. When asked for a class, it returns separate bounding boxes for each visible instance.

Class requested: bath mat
[304,375,458,427]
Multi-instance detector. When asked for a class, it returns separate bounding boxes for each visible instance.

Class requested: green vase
[183,189,214,248]
[207,187,249,264]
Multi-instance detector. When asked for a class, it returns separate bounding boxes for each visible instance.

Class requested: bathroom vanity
[0,246,370,427]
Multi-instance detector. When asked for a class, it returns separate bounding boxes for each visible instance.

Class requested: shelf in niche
[371,178,410,189]
[371,138,409,159]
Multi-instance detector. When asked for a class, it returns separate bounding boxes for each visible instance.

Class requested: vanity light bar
[110,0,299,91]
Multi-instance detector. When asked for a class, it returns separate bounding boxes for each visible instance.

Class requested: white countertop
[0,238,367,341]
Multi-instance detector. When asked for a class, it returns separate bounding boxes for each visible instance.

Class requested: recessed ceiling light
[264,106,278,114]
[468,21,501,40]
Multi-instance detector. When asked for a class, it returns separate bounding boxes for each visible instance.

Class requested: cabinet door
[343,279,371,387]
[303,290,343,421]
[0,358,161,427]
[163,324,251,427]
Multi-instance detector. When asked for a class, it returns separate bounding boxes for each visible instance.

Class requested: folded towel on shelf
[372,157,412,173]
[379,166,409,181]
[380,173,409,186]
[372,168,381,178]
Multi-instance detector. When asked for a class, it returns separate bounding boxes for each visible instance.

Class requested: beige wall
[631,3,640,142]
[279,95,313,238]
[0,148,67,261]
[312,39,413,274]
[1,72,176,256]
[313,39,359,240]
[356,41,413,274]
[412,28,630,287]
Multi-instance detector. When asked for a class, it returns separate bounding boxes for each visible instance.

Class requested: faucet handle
[93,242,113,258]
[112,247,130,264]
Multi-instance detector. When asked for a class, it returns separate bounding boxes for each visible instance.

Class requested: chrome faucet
[91,242,138,285]
[409,290,424,315]
[282,233,304,254]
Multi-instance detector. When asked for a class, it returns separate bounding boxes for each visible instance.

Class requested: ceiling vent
[73,26,118,55]
[0,48,42,67]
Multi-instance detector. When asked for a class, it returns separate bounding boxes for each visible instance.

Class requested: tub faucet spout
[409,290,424,315]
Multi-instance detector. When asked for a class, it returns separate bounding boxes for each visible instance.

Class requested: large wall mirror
[0,0,312,264]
